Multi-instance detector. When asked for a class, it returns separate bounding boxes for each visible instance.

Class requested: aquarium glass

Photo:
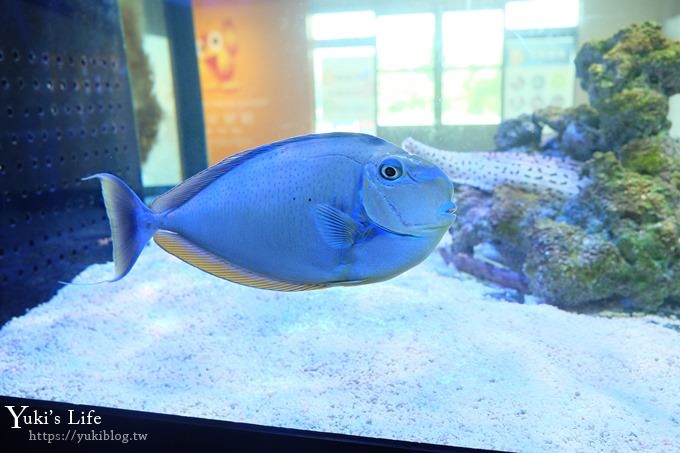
[2,0,680,452]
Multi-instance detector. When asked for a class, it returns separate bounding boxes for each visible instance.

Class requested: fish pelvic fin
[153,230,326,292]
[84,173,159,282]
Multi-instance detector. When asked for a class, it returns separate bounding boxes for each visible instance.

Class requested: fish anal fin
[153,230,325,292]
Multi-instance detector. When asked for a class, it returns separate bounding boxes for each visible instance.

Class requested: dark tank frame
[0,1,491,451]
[0,395,490,453]
[0,0,144,323]
[0,0,206,325]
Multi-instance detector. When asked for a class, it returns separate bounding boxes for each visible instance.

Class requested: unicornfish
[87,133,457,291]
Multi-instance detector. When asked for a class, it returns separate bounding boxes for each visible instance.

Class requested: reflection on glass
[139,34,183,186]
[119,0,183,187]
[378,71,434,126]
[313,47,376,133]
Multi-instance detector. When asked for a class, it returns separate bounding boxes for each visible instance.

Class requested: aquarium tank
[1,0,679,452]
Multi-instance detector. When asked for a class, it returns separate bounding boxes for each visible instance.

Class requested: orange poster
[193,0,313,163]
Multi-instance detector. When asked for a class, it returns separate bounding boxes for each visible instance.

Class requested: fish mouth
[378,217,453,237]
[438,200,457,217]
[423,201,457,230]
[385,201,457,236]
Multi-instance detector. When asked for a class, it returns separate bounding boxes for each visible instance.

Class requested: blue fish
[88,133,456,291]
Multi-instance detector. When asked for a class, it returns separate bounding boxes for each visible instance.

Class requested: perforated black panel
[0,0,142,323]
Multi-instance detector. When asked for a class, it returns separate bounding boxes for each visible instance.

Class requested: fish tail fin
[84,173,159,282]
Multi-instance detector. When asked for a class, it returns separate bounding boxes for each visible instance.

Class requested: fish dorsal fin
[153,230,326,291]
[313,203,360,249]
[151,133,385,214]
[150,148,265,213]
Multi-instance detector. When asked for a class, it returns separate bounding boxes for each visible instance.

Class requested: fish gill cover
[418,22,680,311]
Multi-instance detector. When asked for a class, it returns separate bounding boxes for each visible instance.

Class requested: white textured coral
[402,137,590,197]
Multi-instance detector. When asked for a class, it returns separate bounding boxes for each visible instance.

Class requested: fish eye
[379,160,403,180]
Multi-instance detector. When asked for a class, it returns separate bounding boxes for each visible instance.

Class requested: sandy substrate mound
[1,242,678,452]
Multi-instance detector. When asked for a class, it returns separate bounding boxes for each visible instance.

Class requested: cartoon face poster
[196,18,239,89]
[193,0,313,163]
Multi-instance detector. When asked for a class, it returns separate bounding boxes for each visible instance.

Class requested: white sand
[0,241,678,452]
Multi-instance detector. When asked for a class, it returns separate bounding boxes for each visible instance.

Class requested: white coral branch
[402,137,590,198]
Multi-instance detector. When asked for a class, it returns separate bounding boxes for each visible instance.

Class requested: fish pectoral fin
[313,203,361,249]
[153,230,326,292]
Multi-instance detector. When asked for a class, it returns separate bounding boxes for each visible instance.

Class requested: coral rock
[619,133,680,184]
[448,186,493,256]
[534,105,602,161]
[488,185,560,271]
[575,22,680,105]
[494,114,542,151]
[524,220,626,307]
[433,22,680,311]
[597,87,669,150]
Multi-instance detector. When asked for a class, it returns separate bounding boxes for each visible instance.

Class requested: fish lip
[378,219,453,238]
[368,198,456,237]
[375,223,419,238]
[380,206,457,236]
[437,201,457,216]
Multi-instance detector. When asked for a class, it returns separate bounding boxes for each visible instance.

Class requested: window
[313,46,376,133]
[442,9,504,125]
[376,13,435,126]
[308,2,578,130]
[307,10,376,40]
[503,0,579,118]
[308,11,376,133]
[505,0,580,30]
[503,33,577,118]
